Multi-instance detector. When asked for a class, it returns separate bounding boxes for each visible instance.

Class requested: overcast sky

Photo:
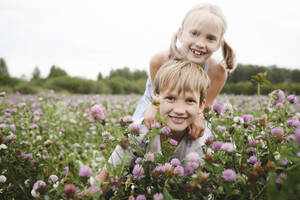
[1,0,300,80]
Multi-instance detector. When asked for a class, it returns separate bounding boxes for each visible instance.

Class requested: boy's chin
[167,124,188,134]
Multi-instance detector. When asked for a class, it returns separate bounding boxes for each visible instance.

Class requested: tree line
[0,57,299,95]
[224,64,300,95]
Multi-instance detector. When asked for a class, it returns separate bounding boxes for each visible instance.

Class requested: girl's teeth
[192,50,202,55]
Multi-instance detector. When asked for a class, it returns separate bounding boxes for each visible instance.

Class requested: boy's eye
[186,99,196,104]
[166,96,175,101]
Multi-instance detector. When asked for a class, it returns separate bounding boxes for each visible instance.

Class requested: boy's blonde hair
[154,60,210,104]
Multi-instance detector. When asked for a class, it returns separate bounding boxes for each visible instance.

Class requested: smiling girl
[133,3,235,139]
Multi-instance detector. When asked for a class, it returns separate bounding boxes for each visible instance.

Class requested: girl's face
[178,12,223,64]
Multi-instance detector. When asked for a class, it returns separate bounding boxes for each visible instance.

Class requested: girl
[133,3,235,139]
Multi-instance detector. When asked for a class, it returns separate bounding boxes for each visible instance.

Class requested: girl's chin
[187,55,206,64]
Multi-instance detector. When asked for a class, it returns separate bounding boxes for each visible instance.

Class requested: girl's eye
[191,31,198,36]
[207,35,216,41]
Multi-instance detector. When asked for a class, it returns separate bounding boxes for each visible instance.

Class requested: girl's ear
[218,39,224,49]
[177,28,183,43]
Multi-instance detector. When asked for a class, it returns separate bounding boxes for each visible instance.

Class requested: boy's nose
[173,103,186,114]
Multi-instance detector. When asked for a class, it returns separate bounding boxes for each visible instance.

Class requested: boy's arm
[85,169,108,196]
[96,169,109,182]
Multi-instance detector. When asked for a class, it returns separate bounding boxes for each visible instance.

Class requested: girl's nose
[195,38,205,48]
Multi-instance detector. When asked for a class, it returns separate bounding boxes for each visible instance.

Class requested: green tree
[267,65,287,83]
[227,64,266,83]
[290,69,300,83]
[97,72,103,81]
[109,67,132,80]
[0,58,10,77]
[0,58,12,85]
[31,66,41,80]
[47,65,68,78]
[132,69,147,80]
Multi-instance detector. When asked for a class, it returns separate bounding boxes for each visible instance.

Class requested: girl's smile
[190,48,207,57]
[177,12,223,64]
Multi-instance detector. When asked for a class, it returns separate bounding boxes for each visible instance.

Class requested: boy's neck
[170,130,187,143]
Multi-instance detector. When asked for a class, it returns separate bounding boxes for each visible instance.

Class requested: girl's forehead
[184,12,224,35]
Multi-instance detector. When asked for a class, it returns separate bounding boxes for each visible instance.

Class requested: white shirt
[108,122,212,168]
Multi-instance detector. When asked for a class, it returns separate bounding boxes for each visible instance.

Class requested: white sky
[1,0,300,80]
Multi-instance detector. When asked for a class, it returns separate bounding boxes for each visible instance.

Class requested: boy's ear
[198,99,206,114]
[177,28,183,43]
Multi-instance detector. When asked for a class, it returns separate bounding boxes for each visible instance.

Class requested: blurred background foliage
[0,57,299,95]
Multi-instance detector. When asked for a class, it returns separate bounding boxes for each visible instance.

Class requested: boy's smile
[158,86,203,137]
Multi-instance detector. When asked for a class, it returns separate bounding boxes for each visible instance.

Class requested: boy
[96,60,211,183]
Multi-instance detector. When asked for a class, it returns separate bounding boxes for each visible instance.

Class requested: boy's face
[158,85,204,135]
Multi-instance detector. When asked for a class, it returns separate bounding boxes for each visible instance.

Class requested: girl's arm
[188,59,227,140]
[144,50,169,129]
[205,59,227,106]
[149,50,169,85]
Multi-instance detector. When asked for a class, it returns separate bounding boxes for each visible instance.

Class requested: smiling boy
[96,60,211,183]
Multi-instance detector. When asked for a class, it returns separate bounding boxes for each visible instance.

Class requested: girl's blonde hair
[169,3,235,70]
[154,60,210,104]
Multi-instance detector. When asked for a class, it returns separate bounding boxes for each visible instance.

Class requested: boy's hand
[188,114,205,140]
[144,104,158,129]
[83,182,107,197]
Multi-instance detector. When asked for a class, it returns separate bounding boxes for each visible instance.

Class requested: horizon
[2,58,298,80]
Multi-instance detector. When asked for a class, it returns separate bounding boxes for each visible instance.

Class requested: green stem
[255,184,267,199]
[287,163,300,171]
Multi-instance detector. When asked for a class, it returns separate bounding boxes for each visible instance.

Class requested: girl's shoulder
[150,50,170,70]
[207,58,227,80]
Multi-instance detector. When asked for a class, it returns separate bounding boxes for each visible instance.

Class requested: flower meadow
[0,90,299,200]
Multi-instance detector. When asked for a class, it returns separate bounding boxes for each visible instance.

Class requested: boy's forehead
[160,85,200,96]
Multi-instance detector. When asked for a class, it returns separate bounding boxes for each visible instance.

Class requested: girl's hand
[144,104,158,129]
[188,114,205,140]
